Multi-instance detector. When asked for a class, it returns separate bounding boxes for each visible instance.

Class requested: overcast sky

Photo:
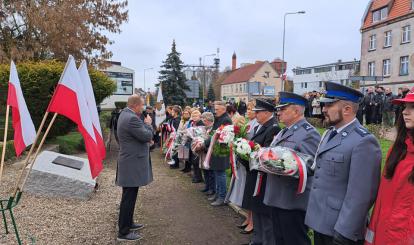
[107,0,370,91]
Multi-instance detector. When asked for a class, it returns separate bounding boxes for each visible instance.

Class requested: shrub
[0,140,16,161]
[0,60,116,138]
[51,132,84,155]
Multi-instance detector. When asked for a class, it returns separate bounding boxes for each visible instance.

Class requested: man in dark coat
[382,87,397,127]
[205,101,233,206]
[116,95,154,241]
[363,87,376,124]
[238,98,248,116]
[373,86,385,124]
[242,99,280,245]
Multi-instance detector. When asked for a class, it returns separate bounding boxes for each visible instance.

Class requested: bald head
[127,95,144,113]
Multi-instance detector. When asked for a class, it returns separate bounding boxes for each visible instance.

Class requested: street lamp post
[281,11,306,92]
[143,67,154,92]
[202,53,215,105]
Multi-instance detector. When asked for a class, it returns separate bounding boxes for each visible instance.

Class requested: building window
[319,81,323,87]
[383,59,391,76]
[239,84,243,93]
[400,56,409,76]
[402,25,411,43]
[314,66,332,73]
[384,31,392,47]
[301,82,308,89]
[368,62,376,76]
[369,34,377,50]
[294,69,312,75]
[373,7,388,23]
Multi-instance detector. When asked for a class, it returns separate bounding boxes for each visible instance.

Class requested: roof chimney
[232,52,237,70]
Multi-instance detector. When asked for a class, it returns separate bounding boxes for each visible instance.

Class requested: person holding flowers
[189,109,204,183]
[204,101,233,206]
[264,92,321,245]
[364,92,414,245]
[168,106,182,169]
[241,99,280,245]
[230,101,257,235]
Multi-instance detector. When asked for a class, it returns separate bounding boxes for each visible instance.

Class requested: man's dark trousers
[272,207,311,245]
[118,187,139,235]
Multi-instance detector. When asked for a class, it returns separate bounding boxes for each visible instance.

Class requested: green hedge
[0,60,116,139]
[49,132,85,155]
[0,140,16,161]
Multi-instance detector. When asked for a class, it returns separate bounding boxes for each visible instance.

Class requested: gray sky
[108,0,369,91]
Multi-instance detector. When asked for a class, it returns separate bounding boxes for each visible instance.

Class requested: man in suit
[116,95,154,241]
[305,82,382,245]
[205,101,233,206]
[242,99,280,245]
[264,92,321,245]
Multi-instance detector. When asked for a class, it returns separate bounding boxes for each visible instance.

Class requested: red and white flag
[7,61,36,157]
[47,56,103,178]
[78,60,106,159]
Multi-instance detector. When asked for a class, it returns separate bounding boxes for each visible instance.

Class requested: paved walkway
[132,149,248,244]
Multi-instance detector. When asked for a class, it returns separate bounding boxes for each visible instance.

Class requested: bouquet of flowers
[183,126,206,145]
[233,138,259,161]
[250,146,312,194]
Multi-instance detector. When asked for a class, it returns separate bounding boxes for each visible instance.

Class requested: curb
[228,203,248,218]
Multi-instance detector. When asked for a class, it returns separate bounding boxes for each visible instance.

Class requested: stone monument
[24,151,96,200]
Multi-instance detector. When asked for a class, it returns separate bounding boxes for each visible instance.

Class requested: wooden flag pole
[12,111,49,197]
[16,113,58,195]
[0,105,10,182]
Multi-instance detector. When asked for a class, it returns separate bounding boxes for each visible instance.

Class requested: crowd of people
[113,81,414,244]
[301,85,411,128]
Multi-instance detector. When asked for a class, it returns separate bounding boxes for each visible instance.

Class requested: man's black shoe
[192,179,203,183]
[117,232,143,241]
[130,223,145,231]
[200,188,209,193]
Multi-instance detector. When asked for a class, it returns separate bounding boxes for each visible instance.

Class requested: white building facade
[100,61,135,110]
[293,60,360,95]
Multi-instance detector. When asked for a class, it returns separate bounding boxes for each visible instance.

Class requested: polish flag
[78,60,106,159]
[47,56,103,178]
[7,61,36,156]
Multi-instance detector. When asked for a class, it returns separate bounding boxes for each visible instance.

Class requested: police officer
[263,92,321,245]
[305,82,382,245]
[241,99,280,245]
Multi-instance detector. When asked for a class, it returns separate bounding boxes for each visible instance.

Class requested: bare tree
[0,0,128,64]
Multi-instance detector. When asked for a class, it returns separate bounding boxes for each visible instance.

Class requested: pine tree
[157,40,189,106]
[207,83,216,102]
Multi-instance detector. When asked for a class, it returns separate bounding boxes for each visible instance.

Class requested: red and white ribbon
[202,132,218,169]
[164,132,176,162]
[291,150,307,194]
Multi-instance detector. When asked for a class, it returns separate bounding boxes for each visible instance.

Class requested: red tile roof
[222,62,264,85]
[362,0,414,30]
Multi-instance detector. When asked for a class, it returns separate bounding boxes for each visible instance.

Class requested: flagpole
[0,105,10,182]
[14,112,58,196]
[12,111,49,196]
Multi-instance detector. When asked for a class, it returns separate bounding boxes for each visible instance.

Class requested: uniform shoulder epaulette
[302,123,314,131]
[354,126,370,137]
